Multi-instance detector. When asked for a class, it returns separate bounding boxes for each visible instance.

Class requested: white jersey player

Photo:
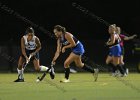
[14,27,54,82]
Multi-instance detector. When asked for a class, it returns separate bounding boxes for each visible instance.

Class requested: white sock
[40,65,49,71]
[17,68,24,79]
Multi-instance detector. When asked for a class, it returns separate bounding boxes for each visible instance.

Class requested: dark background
[0,0,140,72]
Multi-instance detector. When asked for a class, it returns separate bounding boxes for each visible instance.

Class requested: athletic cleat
[115,70,120,75]
[118,73,127,77]
[60,78,70,83]
[123,73,127,77]
[112,73,118,77]
[126,68,129,75]
[49,71,55,79]
[49,67,55,79]
[70,68,77,73]
[14,78,24,82]
[93,68,99,82]
[111,70,120,77]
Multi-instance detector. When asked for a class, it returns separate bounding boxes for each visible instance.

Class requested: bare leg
[74,54,98,81]
[33,59,49,72]
[63,52,76,80]
[74,55,94,73]
[14,56,25,81]
[106,56,113,65]
[17,56,25,79]
[113,56,125,75]
[106,55,116,73]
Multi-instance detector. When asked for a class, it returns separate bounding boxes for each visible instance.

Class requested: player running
[106,25,126,77]
[116,27,137,75]
[51,25,99,83]
[14,27,54,82]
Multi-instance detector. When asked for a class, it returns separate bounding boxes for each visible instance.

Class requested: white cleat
[118,73,127,77]
[112,73,118,77]
[70,68,77,73]
[60,78,70,83]
[126,68,129,75]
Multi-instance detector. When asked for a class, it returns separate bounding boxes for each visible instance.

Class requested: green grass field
[0,73,140,100]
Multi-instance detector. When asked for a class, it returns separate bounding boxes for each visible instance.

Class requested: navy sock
[117,64,125,75]
[108,63,117,73]
[122,64,126,72]
[64,68,70,79]
[107,63,112,72]
[82,64,94,73]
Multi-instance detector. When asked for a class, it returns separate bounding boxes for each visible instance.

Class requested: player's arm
[106,34,115,45]
[21,37,29,61]
[21,37,27,58]
[63,33,76,49]
[124,34,137,40]
[52,39,62,64]
[33,37,41,55]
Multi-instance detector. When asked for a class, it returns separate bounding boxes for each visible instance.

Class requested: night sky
[0,0,140,71]
[0,0,140,44]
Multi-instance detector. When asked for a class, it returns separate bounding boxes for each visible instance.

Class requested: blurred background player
[116,27,137,75]
[106,25,126,77]
[51,25,99,83]
[14,27,52,82]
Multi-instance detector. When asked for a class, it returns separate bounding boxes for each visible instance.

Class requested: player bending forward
[14,27,54,82]
[51,25,99,83]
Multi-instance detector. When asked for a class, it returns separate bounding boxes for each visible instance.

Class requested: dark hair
[25,27,34,35]
[54,25,66,33]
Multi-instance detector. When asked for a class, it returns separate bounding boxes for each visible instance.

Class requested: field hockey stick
[38,64,54,81]
[23,54,32,69]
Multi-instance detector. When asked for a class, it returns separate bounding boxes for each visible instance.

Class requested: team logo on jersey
[63,41,69,45]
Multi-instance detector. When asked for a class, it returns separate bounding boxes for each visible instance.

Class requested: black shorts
[21,49,39,60]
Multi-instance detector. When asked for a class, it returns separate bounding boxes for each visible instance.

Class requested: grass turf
[0,73,140,100]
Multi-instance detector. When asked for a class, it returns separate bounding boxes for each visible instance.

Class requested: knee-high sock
[17,68,24,79]
[65,68,70,79]
[117,64,125,75]
[108,63,117,73]
[121,64,126,72]
[82,64,94,73]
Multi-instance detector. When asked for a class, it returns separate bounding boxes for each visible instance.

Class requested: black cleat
[49,72,55,79]
[14,78,24,82]
[49,67,55,79]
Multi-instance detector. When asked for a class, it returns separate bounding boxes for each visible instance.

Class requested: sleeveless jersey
[23,35,37,50]
[108,33,121,47]
[60,33,79,46]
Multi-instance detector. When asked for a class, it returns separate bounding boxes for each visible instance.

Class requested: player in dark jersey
[51,25,99,83]
[106,25,126,77]
[116,27,137,75]
[14,27,53,82]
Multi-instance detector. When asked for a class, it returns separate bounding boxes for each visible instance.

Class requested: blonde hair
[116,27,121,34]
[109,24,116,33]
